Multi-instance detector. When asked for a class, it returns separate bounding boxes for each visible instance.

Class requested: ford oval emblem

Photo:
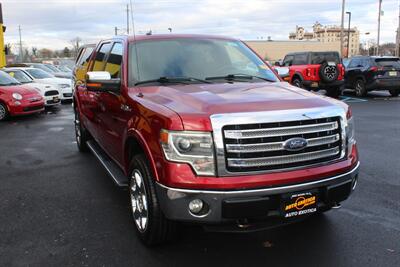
[283,137,308,152]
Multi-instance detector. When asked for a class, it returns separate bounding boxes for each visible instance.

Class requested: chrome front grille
[222,117,343,173]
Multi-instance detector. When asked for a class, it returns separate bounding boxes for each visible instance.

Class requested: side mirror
[274,61,281,67]
[86,71,120,92]
[275,67,290,81]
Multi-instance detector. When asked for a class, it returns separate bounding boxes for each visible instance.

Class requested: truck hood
[136,82,346,131]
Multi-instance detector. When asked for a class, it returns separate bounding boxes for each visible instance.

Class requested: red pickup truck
[73,34,359,245]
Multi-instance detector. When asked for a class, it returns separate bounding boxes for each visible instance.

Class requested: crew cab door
[96,42,129,165]
[79,42,113,141]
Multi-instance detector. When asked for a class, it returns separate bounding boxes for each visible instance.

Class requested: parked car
[42,63,72,79]
[278,51,345,97]
[0,70,44,121]
[3,68,61,107]
[344,56,400,97]
[73,34,359,245]
[9,67,72,102]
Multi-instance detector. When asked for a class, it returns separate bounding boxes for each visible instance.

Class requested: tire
[354,79,367,97]
[326,87,341,98]
[292,78,303,88]
[389,89,399,97]
[74,105,90,152]
[129,154,177,246]
[0,102,9,121]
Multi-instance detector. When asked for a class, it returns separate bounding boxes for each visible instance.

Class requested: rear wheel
[354,79,367,97]
[389,89,399,97]
[129,154,177,246]
[292,78,303,88]
[0,103,9,121]
[74,105,90,152]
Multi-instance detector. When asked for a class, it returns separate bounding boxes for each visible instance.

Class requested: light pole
[346,12,351,58]
[340,0,346,57]
[377,0,382,55]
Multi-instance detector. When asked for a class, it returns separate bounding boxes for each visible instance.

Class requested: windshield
[44,64,61,72]
[129,38,279,85]
[310,52,340,64]
[375,58,400,68]
[58,65,72,72]
[25,68,54,79]
[0,71,21,86]
[5,70,33,83]
[31,64,56,73]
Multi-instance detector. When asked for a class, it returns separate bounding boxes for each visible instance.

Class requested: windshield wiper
[205,74,275,83]
[3,82,21,86]
[134,76,212,86]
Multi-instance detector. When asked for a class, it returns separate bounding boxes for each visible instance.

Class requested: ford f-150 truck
[73,34,359,246]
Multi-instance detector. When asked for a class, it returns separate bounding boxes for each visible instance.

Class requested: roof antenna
[129,0,142,91]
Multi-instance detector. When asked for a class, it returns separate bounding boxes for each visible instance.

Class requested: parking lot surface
[0,92,399,267]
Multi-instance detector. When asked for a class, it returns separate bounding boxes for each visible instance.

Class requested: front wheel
[0,103,9,121]
[389,89,399,97]
[129,154,177,246]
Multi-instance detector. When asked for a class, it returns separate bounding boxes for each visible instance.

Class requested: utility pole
[340,0,346,57]
[377,0,382,55]
[114,26,119,35]
[346,12,351,58]
[126,4,130,35]
[396,3,400,57]
[18,25,23,63]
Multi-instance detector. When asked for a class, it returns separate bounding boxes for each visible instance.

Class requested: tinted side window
[349,58,361,68]
[92,43,112,71]
[104,43,123,78]
[283,55,294,66]
[292,54,308,65]
[77,47,94,68]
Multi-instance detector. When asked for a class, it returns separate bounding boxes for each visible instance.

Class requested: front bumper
[156,161,359,224]
[44,95,61,106]
[8,100,45,116]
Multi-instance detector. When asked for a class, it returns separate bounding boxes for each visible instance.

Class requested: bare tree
[31,47,37,57]
[70,37,82,57]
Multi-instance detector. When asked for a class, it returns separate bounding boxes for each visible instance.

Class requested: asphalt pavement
[0,91,399,267]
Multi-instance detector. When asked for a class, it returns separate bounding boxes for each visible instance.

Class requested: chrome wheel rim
[74,111,81,145]
[355,82,363,96]
[0,105,5,120]
[130,169,148,233]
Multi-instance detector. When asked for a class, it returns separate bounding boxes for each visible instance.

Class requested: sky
[2,0,400,52]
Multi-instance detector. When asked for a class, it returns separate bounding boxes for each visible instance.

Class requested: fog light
[14,101,21,106]
[189,199,203,214]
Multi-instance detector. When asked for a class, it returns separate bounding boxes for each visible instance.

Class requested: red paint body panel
[74,34,356,191]
[0,85,44,116]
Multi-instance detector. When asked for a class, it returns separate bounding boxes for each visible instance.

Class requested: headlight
[12,93,23,100]
[160,130,215,176]
[60,84,70,88]
[34,87,42,93]
[345,108,356,156]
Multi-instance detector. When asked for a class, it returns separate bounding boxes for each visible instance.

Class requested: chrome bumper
[155,162,360,223]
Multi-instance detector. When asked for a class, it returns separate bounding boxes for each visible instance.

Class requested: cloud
[2,0,399,51]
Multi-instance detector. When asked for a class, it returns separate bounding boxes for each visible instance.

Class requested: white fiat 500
[3,68,61,107]
[10,67,73,102]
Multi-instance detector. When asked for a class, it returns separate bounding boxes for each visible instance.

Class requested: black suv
[345,56,400,97]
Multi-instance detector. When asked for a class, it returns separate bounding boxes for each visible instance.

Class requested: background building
[289,22,360,57]
[245,40,340,62]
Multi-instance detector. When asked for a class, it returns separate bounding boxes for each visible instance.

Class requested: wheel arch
[124,130,160,182]
[291,72,304,83]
